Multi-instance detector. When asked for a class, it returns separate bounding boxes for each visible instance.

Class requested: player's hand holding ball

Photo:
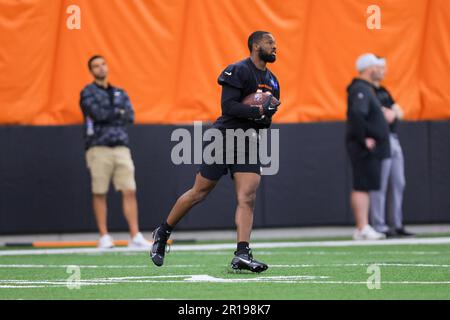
[242,91,281,118]
[261,93,280,117]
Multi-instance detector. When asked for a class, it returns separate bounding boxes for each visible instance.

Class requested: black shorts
[350,154,382,191]
[198,129,261,181]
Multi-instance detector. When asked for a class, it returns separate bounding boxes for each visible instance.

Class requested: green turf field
[1,240,450,300]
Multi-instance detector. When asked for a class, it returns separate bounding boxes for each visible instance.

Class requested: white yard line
[270,263,450,268]
[1,274,450,289]
[0,264,201,269]
[2,263,450,269]
[0,237,449,256]
[0,285,46,288]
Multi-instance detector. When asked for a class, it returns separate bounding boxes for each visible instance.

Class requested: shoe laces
[153,228,171,255]
[234,249,254,260]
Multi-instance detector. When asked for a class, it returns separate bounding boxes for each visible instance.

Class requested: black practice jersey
[374,85,397,133]
[213,57,280,130]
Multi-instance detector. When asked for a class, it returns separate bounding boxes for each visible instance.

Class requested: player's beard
[258,48,276,63]
[94,74,107,81]
[370,70,382,82]
[93,68,108,81]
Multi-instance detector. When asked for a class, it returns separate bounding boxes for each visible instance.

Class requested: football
[241,91,280,107]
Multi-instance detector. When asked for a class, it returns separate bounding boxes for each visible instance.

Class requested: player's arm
[119,91,135,124]
[221,84,263,120]
[386,88,403,119]
[382,87,403,120]
[391,103,404,120]
[348,88,374,149]
[80,89,119,122]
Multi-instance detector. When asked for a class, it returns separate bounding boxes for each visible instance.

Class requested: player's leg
[121,189,154,247]
[93,193,108,236]
[233,172,260,243]
[351,156,386,240]
[86,147,115,247]
[351,190,370,230]
[113,146,153,247]
[350,157,371,230]
[112,147,139,238]
[387,136,405,230]
[121,190,139,237]
[386,136,413,236]
[369,157,392,233]
[167,173,218,226]
[150,172,218,266]
[230,172,268,273]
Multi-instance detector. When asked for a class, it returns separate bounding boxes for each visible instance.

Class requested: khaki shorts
[86,146,136,194]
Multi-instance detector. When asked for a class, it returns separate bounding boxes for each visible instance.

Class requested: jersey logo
[270,78,278,90]
[224,71,232,76]
[358,92,364,99]
[258,84,273,91]
[253,93,264,102]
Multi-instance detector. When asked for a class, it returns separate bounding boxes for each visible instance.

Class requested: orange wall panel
[0,0,449,125]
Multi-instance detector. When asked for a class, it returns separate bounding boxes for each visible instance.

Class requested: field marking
[1,237,449,256]
[1,274,450,289]
[0,275,330,288]
[0,264,200,269]
[0,285,46,288]
[178,250,444,256]
[2,263,450,269]
[270,263,450,268]
[184,275,330,283]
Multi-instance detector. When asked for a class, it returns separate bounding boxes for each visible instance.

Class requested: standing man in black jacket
[346,53,390,240]
[80,55,151,249]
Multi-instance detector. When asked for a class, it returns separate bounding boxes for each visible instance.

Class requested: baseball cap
[356,53,385,72]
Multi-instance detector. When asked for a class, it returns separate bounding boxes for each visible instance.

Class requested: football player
[150,31,280,272]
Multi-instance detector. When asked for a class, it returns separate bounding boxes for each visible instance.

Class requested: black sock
[159,221,173,238]
[236,242,250,255]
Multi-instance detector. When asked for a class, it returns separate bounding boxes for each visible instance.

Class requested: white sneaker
[98,234,115,248]
[353,225,386,240]
[128,232,152,249]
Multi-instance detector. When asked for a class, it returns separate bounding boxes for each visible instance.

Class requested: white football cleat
[128,232,152,249]
[98,234,115,248]
[353,225,386,240]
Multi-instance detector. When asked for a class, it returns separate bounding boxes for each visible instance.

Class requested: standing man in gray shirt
[370,57,415,238]
[80,55,151,249]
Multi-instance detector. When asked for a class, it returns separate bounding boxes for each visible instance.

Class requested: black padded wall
[0,121,449,234]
